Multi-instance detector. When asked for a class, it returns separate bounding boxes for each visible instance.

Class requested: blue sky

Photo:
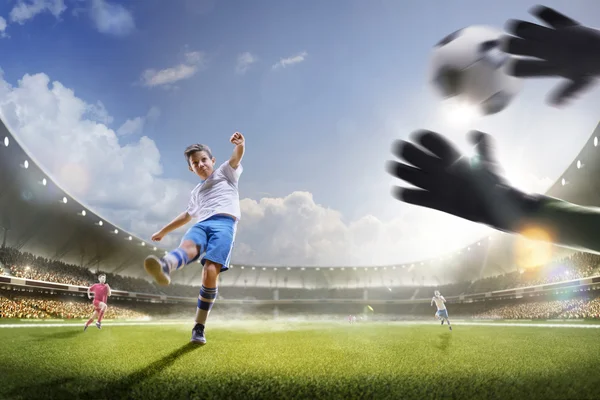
[2,0,600,266]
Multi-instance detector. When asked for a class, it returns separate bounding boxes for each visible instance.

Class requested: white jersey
[432,296,446,311]
[186,161,243,223]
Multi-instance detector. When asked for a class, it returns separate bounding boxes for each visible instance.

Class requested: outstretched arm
[229,132,245,169]
[107,284,112,297]
[520,196,600,254]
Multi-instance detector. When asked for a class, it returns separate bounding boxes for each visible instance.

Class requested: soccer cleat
[96,322,101,329]
[449,326,452,331]
[144,255,171,286]
[190,323,206,345]
[441,320,444,325]
[84,325,88,332]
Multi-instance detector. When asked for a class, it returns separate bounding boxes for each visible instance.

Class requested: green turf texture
[0,321,599,400]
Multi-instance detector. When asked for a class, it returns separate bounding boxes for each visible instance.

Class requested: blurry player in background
[84,274,111,331]
[432,291,452,331]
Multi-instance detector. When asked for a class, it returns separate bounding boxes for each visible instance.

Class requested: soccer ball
[429,25,522,115]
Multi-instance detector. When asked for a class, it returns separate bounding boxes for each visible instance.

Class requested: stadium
[2,109,600,400]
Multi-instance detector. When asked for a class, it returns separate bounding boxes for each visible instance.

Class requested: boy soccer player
[144,132,245,345]
[431,290,452,331]
[84,274,111,331]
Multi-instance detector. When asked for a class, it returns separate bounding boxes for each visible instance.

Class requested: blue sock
[164,248,190,272]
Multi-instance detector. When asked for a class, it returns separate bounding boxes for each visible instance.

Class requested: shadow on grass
[29,329,83,341]
[5,342,202,400]
[434,332,452,352]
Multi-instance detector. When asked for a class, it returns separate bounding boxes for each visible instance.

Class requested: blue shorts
[181,215,237,272]
[436,309,449,319]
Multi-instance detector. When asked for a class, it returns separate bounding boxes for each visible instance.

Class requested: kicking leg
[145,240,200,286]
[191,261,220,344]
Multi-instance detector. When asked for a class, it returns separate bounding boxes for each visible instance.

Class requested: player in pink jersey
[84,274,112,331]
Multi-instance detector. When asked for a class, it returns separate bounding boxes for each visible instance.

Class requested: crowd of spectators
[0,296,148,319]
[474,297,600,320]
[462,252,600,294]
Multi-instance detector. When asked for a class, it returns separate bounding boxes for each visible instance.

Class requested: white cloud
[141,51,206,88]
[272,51,308,70]
[0,17,7,37]
[89,0,135,37]
[235,191,490,266]
[117,116,143,136]
[236,52,258,75]
[10,0,66,24]
[117,106,160,136]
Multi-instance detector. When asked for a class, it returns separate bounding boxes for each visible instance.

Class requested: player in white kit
[431,290,452,331]
[144,132,245,345]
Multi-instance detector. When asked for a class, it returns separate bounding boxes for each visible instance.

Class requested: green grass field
[1,320,599,400]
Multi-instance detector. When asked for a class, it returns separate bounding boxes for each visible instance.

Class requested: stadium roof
[0,117,599,286]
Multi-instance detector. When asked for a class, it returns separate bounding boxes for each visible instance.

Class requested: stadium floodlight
[98,220,103,226]
[468,247,471,251]
[392,266,396,270]
[40,178,47,186]
[127,236,132,241]
[577,160,583,169]
[114,229,119,234]
[478,242,481,246]
[3,137,8,147]
[301,267,305,271]
[383,267,387,270]
[561,178,567,186]
[364,268,367,271]
[341,267,345,270]
[22,160,29,169]
[141,242,146,246]
[61,197,68,204]
[286,267,291,270]
[252,267,256,270]
[316,268,320,271]
[595,137,598,147]
[79,210,86,217]
[153,246,157,251]
[330,267,334,271]
[274,268,277,271]
[374,267,378,271]
[241,266,245,269]
[262,267,266,270]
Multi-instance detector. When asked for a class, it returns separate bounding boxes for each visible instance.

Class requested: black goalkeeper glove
[502,5,600,106]
[386,130,539,233]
